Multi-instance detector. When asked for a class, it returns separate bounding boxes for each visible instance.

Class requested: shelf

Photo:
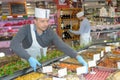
[91,29,120,33]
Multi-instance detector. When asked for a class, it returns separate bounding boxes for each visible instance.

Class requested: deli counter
[1,42,120,80]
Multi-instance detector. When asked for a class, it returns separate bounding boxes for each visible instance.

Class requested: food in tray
[112,46,120,54]
[97,55,120,68]
[53,62,82,71]
[15,72,45,80]
[0,49,63,77]
[0,54,20,67]
[106,70,120,80]
[60,58,80,64]
[36,77,52,80]
[80,50,101,60]
[65,74,80,80]
[0,60,29,77]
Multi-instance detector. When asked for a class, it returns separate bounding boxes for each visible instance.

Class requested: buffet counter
[1,42,120,80]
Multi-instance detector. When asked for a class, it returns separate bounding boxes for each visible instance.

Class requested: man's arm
[51,31,78,58]
[10,25,31,60]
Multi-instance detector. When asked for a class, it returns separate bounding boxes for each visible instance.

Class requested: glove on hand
[28,57,41,72]
[76,55,88,73]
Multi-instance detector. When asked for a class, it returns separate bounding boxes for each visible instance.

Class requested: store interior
[0,0,120,80]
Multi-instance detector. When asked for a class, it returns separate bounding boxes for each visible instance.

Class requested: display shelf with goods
[26,2,36,16]
[58,8,82,43]
[1,2,10,16]
[0,16,34,41]
[83,1,120,44]
[35,1,57,14]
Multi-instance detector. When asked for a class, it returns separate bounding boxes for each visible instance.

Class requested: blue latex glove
[28,57,41,72]
[76,55,88,73]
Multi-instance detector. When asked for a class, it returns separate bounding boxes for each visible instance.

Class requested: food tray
[0,55,65,80]
[97,53,120,69]
[52,61,82,71]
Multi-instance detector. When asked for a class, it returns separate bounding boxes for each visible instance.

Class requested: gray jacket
[10,24,77,60]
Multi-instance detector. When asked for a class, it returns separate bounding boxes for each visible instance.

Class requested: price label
[93,54,100,61]
[53,77,66,80]
[101,51,104,57]
[42,66,52,73]
[76,66,87,75]
[58,68,67,77]
[105,46,111,52]
[88,60,96,67]
[117,62,120,69]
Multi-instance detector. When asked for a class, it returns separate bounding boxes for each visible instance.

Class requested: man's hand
[76,55,88,73]
[28,57,41,72]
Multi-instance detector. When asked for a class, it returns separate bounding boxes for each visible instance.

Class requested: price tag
[76,66,87,75]
[100,51,104,57]
[88,60,96,67]
[58,68,67,77]
[117,62,120,69]
[105,46,111,52]
[93,54,100,61]
[53,77,66,80]
[42,66,52,73]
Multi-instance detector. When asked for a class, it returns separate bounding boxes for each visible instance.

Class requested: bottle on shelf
[61,21,64,29]
[62,31,72,40]
[60,9,63,19]
[62,30,65,39]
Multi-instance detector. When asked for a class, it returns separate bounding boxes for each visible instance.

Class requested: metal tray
[0,55,65,80]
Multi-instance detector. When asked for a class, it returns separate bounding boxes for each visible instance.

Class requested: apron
[80,32,91,46]
[25,24,47,59]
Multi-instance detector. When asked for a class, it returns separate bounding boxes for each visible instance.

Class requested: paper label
[53,77,66,80]
[88,60,96,67]
[93,54,100,61]
[76,66,87,75]
[101,51,104,57]
[58,68,67,77]
[117,62,120,69]
[105,46,111,52]
[42,66,52,73]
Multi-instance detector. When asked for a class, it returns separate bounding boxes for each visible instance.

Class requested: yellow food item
[38,77,52,80]
[15,72,45,80]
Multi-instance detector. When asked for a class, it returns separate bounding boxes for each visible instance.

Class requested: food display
[97,54,120,68]
[0,60,29,77]
[65,75,80,80]
[38,49,64,63]
[1,43,120,80]
[52,61,82,71]
[106,70,120,80]
[0,54,20,67]
[60,57,80,64]
[15,72,47,80]
[112,46,120,54]
[0,49,64,77]
[79,49,102,60]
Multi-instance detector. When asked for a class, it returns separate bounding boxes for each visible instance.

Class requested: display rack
[58,8,81,42]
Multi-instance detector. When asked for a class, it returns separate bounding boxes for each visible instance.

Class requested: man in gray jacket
[10,8,88,73]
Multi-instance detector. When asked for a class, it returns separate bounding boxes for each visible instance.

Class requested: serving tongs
[36,65,43,73]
